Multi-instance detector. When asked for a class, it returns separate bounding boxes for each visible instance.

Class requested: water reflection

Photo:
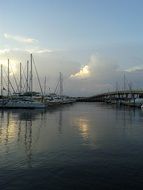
[75,117,90,143]
[0,109,46,168]
[58,110,63,134]
[0,103,143,170]
[115,106,138,128]
[24,120,32,168]
[5,112,10,153]
[0,112,2,143]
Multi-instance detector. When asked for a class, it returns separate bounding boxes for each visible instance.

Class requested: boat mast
[44,76,46,96]
[20,62,22,94]
[116,81,118,92]
[123,73,126,92]
[59,72,63,97]
[32,56,44,96]
[1,64,3,96]
[26,60,29,92]
[8,59,10,97]
[30,54,33,95]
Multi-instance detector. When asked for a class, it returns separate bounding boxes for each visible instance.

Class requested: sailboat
[0,54,46,109]
[1,97,45,109]
[45,72,75,105]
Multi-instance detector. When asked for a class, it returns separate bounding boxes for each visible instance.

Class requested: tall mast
[30,54,33,94]
[26,60,29,92]
[59,72,63,97]
[1,64,3,96]
[8,59,10,97]
[124,73,126,91]
[116,81,118,92]
[44,76,46,96]
[20,62,22,94]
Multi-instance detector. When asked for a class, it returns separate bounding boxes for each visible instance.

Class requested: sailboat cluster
[0,54,76,109]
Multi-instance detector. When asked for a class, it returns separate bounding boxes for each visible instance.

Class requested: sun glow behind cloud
[70,65,90,79]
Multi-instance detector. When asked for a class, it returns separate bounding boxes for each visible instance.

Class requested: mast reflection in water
[0,103,143,190]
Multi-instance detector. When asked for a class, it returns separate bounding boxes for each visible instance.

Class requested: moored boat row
[0,54,76,109]
[0,95,76,109]
[104,97,143,109]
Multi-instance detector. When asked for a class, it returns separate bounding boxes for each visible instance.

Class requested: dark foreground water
[1,102,143,190]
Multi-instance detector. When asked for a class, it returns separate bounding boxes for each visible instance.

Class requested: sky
[0,0,143,96]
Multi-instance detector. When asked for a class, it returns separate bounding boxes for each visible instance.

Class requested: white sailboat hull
[0,99,46,109]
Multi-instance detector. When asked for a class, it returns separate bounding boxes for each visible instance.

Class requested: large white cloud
[70,54,120,81]
[70,65,90,78]
[66,54,143,96]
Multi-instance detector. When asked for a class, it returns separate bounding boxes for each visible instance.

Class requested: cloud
[68,54,143,96]
[4,33,38,44]
[67,54,126,95]
[26,48,53,54]
[1,48,143,96]
[70,65,90,78]
[36,49,53,54]
[0,48,11,54]
[70,55,120,81]
[0,47,53,56]
[125,66,143,72]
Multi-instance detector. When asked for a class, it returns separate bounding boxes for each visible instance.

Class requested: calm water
[1,102,143,190]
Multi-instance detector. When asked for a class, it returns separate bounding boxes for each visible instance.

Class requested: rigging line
[21,64,28,91]
[3,77,12,96]
[3,69,16,94]
[54,79,60,94]
[26,60,30,92]
[1,68,13,96]
[32,56,44,96]
[22,79,26,92]
[44,77,46,95]
[21,64,27,82]
[10,64,19,92]
[1,68,7,88]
